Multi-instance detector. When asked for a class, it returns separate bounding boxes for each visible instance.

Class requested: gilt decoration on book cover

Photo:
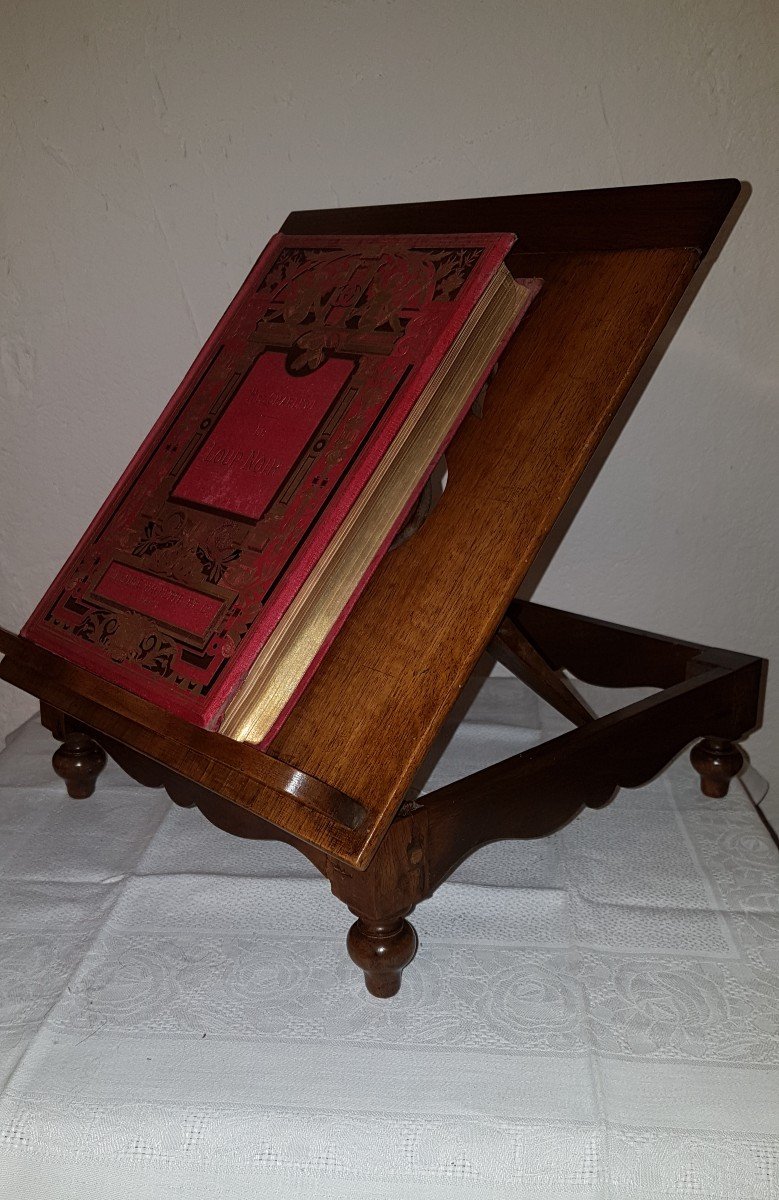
[24,233,524,732]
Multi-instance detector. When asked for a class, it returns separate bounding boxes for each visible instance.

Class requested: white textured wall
[1,0,777,780]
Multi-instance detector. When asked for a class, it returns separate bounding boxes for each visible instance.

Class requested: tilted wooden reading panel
[0,181,746,877]
[265,181,739,867]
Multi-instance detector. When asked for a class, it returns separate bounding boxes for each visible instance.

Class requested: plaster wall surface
[1,0,777,782]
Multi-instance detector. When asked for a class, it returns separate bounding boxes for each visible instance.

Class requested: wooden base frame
[4,601,764,997]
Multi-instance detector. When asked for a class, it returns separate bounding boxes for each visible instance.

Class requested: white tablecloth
[0,666,777,1199]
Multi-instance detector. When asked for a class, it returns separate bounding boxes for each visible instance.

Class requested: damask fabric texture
[0,666,777,1200]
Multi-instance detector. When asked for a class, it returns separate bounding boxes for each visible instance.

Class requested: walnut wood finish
[690,737,745,798]
[347,914,418,998]
[1,181,744,871]
[268,245,703,865]
[0,182,765,995]
[265,180,742,869]
[52,730,106,798]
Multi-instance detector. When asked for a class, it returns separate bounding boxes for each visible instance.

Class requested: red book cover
[23,232,532,736]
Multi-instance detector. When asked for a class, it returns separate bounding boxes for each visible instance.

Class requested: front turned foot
[690,737,744,798]
[347,911,418,998]
[53,732,107,798]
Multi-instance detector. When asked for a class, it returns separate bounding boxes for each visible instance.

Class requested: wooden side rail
[0,628,366,846]
[421,651,763,885]
[319,603,764,992]
[509,600,762,689]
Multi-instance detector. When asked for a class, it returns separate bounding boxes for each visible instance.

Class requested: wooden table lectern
[0,180,766,997]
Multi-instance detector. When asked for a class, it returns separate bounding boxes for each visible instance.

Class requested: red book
[23,233,538,745]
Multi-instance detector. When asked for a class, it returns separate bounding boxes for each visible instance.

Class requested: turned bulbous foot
[347,912,418,998]
[52,732,107,799]
[690,737,744,798]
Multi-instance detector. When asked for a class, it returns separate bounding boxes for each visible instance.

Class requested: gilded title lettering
[202,445,285,477]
